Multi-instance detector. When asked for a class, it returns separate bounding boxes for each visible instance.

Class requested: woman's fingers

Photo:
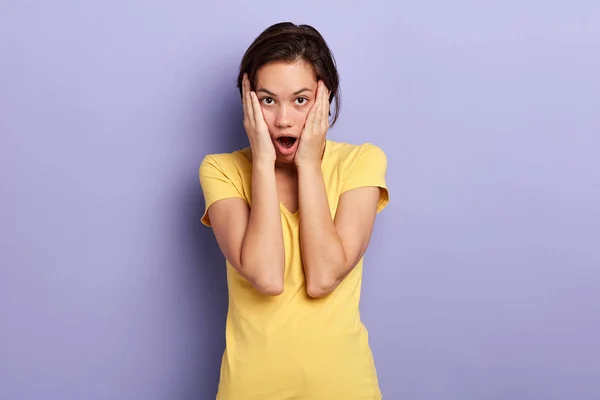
[250,91,263,127]
[245,74,259,134]
[322,86,330,131]
[242,74,251,128]
[316,85,323,123]
[306,82,320,130]
[314,81,330,132]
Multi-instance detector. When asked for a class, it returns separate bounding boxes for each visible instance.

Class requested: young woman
[199,22,389,400]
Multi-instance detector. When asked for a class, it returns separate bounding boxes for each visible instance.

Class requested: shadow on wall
[180,77,248,398]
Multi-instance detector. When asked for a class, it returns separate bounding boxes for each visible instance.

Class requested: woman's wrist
[252,157,276,171]
[295,159,322,173]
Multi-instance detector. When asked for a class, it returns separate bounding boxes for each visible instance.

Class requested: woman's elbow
[306,276,339,298]
[239,256,284,296]
[253,274,284,296]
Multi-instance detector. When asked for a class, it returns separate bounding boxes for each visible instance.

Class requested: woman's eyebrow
[256,88,276,96]
[293,88,312,95]
[255,87,313,96]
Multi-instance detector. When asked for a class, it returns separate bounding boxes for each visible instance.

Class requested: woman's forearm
[240,160,285,295]
[297,162,347,298]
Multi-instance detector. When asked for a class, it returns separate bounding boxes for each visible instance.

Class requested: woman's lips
[275,136,298,156]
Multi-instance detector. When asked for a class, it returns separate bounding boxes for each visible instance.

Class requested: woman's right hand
[242,73,276,163]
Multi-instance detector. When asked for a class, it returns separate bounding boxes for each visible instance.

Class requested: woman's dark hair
[236,22,341,128]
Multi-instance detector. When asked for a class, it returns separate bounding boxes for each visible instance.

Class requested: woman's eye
[295,97,308,105]
[261,97,274,105]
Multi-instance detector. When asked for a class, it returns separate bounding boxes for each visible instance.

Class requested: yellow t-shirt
[199,139,389,400]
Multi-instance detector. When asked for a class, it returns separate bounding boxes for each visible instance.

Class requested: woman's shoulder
[324,140,387,169]
[325,139,389,212]
[199,146,252,175]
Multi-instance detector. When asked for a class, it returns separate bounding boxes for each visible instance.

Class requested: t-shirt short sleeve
[341,143,390,213]
[199,154,245,226]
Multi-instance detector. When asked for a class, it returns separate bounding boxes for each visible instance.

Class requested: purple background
[1,1,599,399]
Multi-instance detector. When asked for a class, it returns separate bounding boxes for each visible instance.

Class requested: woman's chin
[275,152,297,167]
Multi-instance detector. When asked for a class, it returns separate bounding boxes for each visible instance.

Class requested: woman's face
[254,60,319,164]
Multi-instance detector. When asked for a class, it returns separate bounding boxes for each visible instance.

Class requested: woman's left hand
[294,81,330,168]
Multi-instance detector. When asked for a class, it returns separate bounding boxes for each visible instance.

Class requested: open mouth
[276,136,297,149]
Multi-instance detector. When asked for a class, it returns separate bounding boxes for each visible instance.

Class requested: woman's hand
[242,73,276,163]
[294,81,330,168]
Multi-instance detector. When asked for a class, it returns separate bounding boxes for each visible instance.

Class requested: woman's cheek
[260,107,276,126]
[295,108,310,124]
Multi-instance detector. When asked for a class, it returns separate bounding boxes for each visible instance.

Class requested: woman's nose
[275,106,292,127]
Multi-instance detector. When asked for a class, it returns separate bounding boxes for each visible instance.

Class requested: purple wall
[1,1,599,399]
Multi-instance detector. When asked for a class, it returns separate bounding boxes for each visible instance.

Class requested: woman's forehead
[255,60,317,90]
